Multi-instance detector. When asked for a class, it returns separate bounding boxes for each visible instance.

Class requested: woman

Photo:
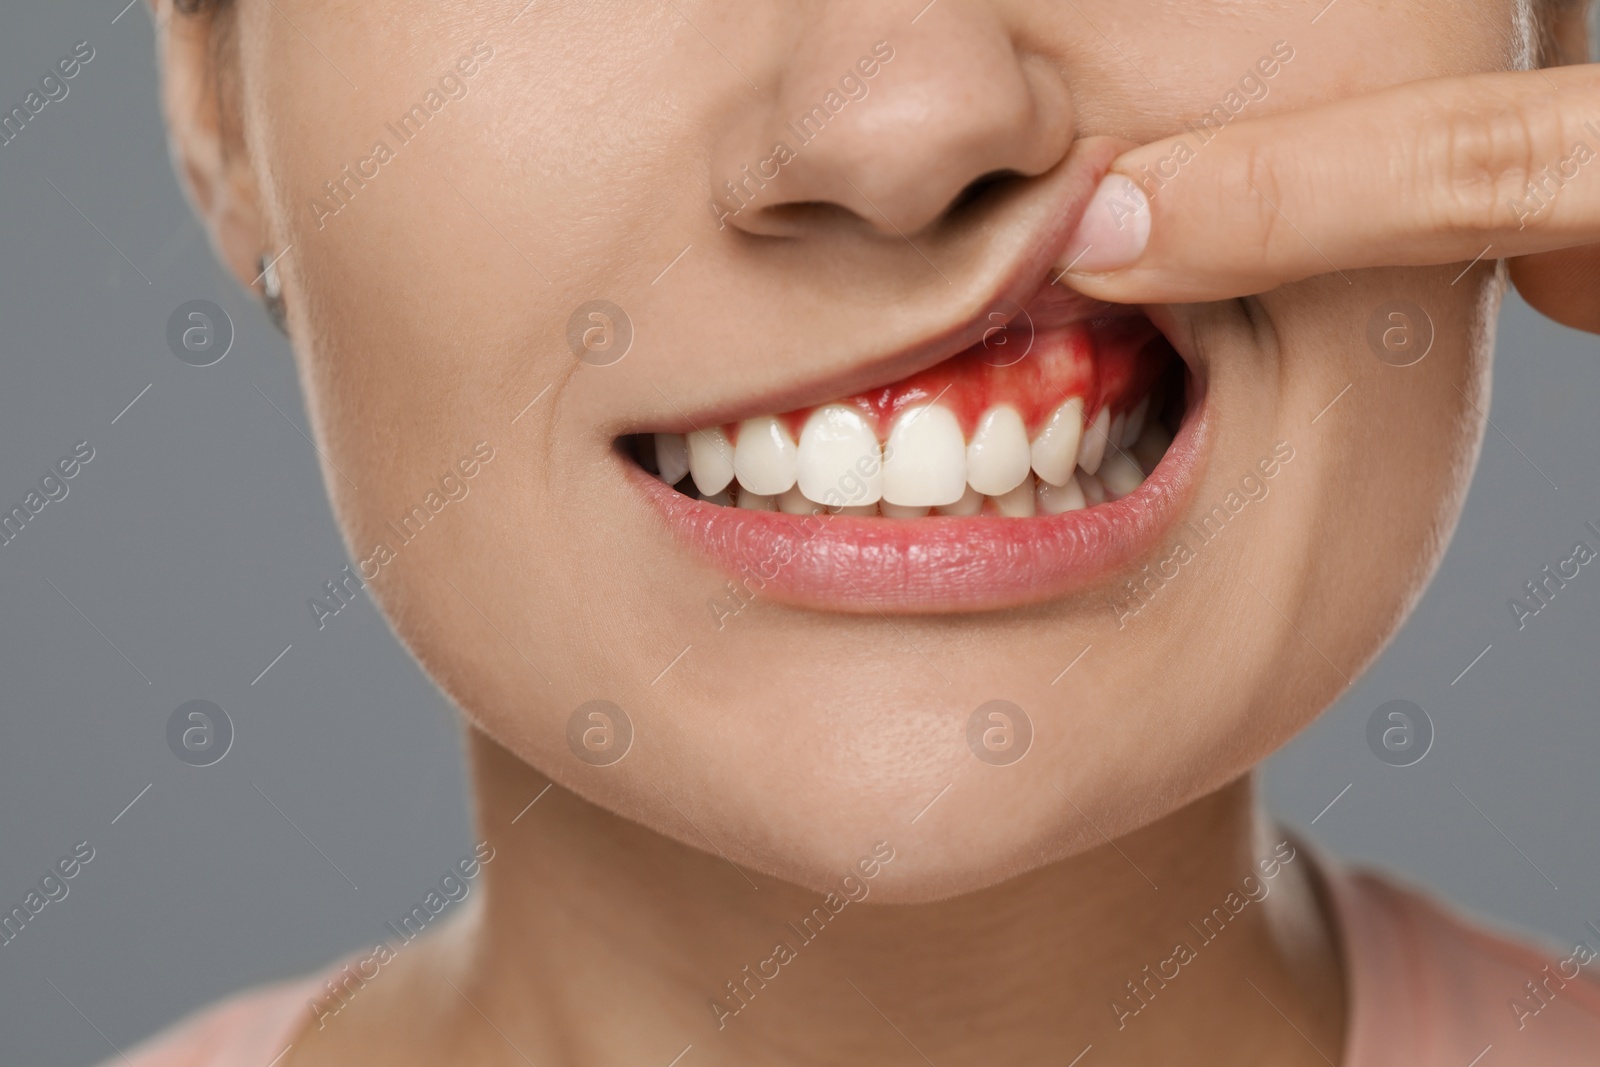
[124,0,1600,1063]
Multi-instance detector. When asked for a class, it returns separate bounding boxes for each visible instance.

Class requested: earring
[258,252,288,335]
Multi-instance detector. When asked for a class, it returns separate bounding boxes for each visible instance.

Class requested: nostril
[949,169,1024,215]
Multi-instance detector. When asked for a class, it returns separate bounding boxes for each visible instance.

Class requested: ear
[151,0,267,290]
[1539,0,1594,67]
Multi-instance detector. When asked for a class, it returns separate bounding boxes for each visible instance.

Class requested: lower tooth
[936,485,984,516]
[1077,407,1111,476]
[738,491,777,511]
[991,475,1037,517]
[1037,476,1087,515]
[778,486,823,515]
[831,504,877,517]
[1098,451,1145,498]
[698,488,733,507]
[1079,473,1107,506]
[880,502,930,519]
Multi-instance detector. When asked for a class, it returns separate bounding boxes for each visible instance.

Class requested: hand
[1060,64,1600,333]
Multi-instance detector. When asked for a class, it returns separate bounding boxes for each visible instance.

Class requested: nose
[710,3,1075,239]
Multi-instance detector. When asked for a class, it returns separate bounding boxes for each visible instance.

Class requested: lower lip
[631,390,1209,614]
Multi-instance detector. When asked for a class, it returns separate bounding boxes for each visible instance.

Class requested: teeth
[655,433,690,485]
[797,405,883,507]
[1076,406,1111,476]
[966,405,1032,496]
[937,485,984,516]
[688,427,735,495]
[737,491,777,511]
[1121,397,1149,447]
[1030,398,1084,487]
[990,474,1037,517]
[1098,451,1145,498]
[777,485,823,515]
[733,416,798,496]
[883,405,967,507]
[1079,472,1107,506]
[659,390,1176,517]
[1037,475,1087,515]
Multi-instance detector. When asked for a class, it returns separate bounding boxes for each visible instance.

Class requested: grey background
[2,5,1598,1065]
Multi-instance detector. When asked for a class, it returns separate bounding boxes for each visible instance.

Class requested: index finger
[1058,64,1600,303]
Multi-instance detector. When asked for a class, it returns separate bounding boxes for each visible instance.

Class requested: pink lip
[631,387,1208,614]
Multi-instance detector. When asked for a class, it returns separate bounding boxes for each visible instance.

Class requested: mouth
[621,273,1205,614]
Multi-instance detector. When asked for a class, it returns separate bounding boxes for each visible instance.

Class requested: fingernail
[1061,174,1150,274]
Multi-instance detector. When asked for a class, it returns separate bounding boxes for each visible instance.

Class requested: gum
[741,316,1171,443]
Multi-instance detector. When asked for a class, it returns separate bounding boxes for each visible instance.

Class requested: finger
[1509,245,1600,333]
[1057,64,1600,303]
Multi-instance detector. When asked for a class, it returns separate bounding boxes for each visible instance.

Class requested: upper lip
[629,140,1138,432]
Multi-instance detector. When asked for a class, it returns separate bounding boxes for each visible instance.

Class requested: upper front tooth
[733,416,798,495]
[1030,397,1084,487]
[688,427,735,494]
[1077,406,1111,475]
[797,404,883,507]
[966,405,1031,496]
[1109,412,1127,453]
[883,405,966,507]
[654,433,690,485]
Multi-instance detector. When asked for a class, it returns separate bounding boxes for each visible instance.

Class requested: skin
[148,0,1595,1064]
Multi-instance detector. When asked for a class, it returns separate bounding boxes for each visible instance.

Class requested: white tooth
[883,405,966,507]
[688,427,735,495]
[880,502,929,519]
[1121,397,1149,447]
[698,488,732,507]
[738,491,776,511]
[654,433,689,485]
[1076,406,1111,475]
[1132,423,1173,474]
[936,485,984,516]
[733,416,798,496]
[1109,413,1127,453]
[1037,475,1086,515]
[1099,451,1145,498]
[832,504,877,516]
[966,405,1031,496]
[797,405,883,506]
[778,485,824,515]
[1030,397,1084,487]
[991,474,1036,517]
[1079,472,1107,506]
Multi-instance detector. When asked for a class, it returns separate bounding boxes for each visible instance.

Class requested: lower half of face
[248,0,1508,900]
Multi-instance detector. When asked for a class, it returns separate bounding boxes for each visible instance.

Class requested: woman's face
[200,0,1520,900]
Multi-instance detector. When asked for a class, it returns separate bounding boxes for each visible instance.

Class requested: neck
[412,730,1346,1067]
